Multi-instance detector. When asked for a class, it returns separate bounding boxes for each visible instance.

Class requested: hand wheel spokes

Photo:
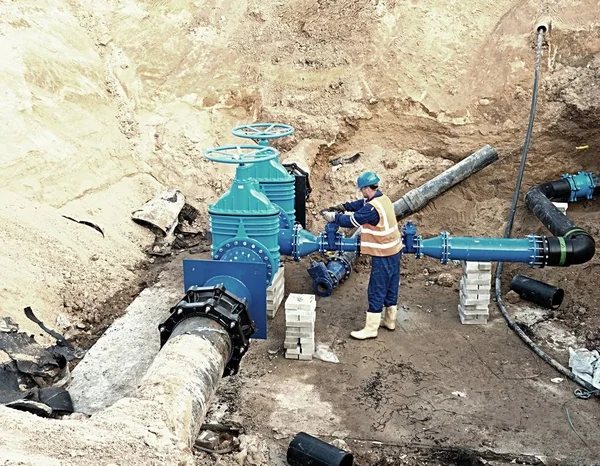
[204,145,279,164]
[232,123,295,140]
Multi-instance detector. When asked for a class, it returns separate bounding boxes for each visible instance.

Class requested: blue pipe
[278,223,359,260]
[413,231,544,266]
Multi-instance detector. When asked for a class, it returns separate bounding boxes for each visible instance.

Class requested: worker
[322,171,403,340]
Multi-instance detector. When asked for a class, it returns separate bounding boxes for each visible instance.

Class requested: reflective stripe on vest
[360,194,403,257]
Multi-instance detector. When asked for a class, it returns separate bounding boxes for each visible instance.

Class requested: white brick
[298,354,313,361]
[458,305,488,324]
[285,293,316,311]
[460,281,490,299]
[300,337,314,344]
[285,353,299,360]
[463,277,491,286]
[286,346,301,355]
[461,279,491,291]
[284,340,299,349]
[462,261,489,272]
[552,202,568,214]
[460,291,489,306]
[459,303,489,315]
[286,320,314,329]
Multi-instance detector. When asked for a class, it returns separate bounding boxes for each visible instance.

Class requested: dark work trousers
[367,251,402,313]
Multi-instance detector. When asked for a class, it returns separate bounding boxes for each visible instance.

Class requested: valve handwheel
[232,123,295,141]
[204,145,279,165]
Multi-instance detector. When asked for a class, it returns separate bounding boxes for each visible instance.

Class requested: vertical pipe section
[134,318,232,446]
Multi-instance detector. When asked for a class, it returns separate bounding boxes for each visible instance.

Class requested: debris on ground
[436,273,455,287]
[132,188,186,255]
[0,315,75,418]
[569,347,600,389]
[505,290,521,304]
[314,344,340,363]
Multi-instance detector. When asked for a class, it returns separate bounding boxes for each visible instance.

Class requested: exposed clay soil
[2,0,600,464]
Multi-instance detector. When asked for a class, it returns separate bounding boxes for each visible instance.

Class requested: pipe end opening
[552,288,565,309]
[315,279,333,297]
[535,17,552,34]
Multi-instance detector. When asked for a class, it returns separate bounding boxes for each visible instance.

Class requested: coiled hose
[494,26,597,393]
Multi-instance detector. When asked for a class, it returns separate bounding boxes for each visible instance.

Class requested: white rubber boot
[350,312,380,340]
[380,305,397,330]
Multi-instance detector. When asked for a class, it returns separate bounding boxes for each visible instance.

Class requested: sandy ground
[2,0,600,464]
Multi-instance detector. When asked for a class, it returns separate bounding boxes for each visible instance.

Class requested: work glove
[327,203,346,212]
[321,211,337,223]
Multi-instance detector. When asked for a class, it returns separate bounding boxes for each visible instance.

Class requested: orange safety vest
[359,194,403,257]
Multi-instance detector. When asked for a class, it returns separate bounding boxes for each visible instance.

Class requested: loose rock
[505,290,521,304]
[436,273,455,287]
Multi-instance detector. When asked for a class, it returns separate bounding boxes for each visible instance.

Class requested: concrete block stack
[458,261,492,325]
[267,266,285,319]
[284,293,316,361]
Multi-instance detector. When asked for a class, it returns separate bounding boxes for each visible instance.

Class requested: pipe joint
[561,171,595,202]
[158,284,256,376]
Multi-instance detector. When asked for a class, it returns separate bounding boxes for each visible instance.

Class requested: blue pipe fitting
[325,222,339,251]
[402,221,418,254]
[212,236,277,285]
[561,171,595,202]
[307,254,352,297]
[280,224,360,261]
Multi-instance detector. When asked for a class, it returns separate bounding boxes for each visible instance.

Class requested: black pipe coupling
[158,284,256,377]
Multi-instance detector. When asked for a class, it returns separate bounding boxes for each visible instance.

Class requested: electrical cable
[493,26,598,393]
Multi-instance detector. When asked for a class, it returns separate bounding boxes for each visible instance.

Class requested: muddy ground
[2,0,600,464]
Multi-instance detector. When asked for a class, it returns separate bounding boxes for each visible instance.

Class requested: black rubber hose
[494,27,597,392]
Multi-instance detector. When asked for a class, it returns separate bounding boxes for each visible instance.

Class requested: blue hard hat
[356,171,380,189]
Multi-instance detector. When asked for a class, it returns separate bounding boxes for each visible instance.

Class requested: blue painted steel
[325,222,339,250]
[231,123,295,143]
[561,171,595,202]
[356,171,381,189]
[204,145,278,164]
[213,233,278,285]
[205,146,282,284]
[402,222,418,254]
[282,225,360,261]
[415,233,543,266]
[307,261,333,296]
[242,159,296,227]
[183,259,268,339]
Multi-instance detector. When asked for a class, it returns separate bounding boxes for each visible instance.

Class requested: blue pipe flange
[278,209,293,230]
[232,123,295,146]
[440,231,451,264]
[561,171,595,202]
[413,234,424,259]
[213,237,276,285]
[527,234,545,267]
[328,256,352,282]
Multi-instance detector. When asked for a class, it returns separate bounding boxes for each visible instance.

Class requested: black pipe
[287,432,353,466]
[525,184,596,266]
[495,27,598,393]
[510,274,564,309]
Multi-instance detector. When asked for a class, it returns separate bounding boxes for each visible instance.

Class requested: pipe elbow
[546,232,595,266]
[568,232,596,264]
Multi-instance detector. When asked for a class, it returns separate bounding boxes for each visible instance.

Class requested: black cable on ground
[494,26,597,393]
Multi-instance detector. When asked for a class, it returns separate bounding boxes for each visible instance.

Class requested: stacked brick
[267,266,285,319]
[284,293,316,361]
[552,202,568,215]
[458,261,492,324]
